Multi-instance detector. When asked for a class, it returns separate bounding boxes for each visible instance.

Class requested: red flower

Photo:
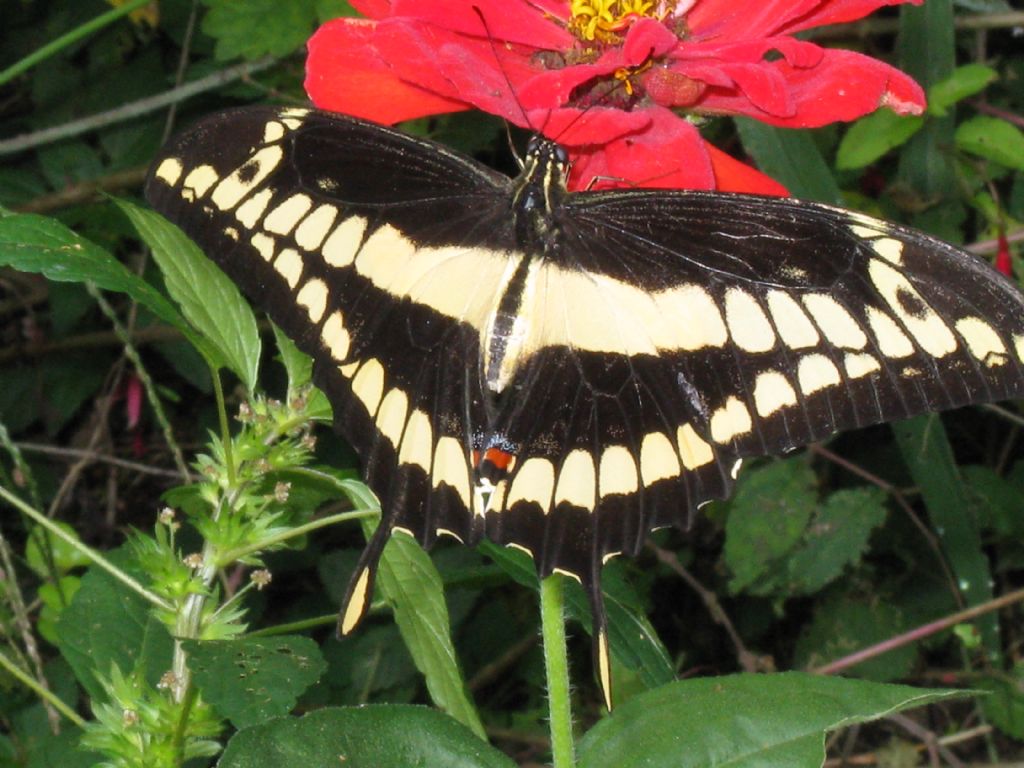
[996,229,1012,277]
[306,0,925,194]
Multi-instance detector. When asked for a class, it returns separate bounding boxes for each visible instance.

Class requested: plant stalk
[540,573,576,768]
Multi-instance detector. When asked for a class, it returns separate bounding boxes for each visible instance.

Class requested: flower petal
[389,0,572,48]
[782,0,923,34]
[306,19,468,122]
[567,108,715,191]
[350,0,392,18]
[694,47,924,126]
[622,18,680,64]
[706,144,789,195]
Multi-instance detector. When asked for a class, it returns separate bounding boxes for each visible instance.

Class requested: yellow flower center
[569,0,664,42]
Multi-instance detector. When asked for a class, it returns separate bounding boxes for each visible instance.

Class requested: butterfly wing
[145,107,525,628]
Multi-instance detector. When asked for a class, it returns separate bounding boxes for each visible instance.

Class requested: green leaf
[578,673,965,768]
[272,323,314,394]
[892,416,999,662]
[785,487,888,595]
[978,667,1024,739]
[201,0,319,60]
[119,200,262,392]
[219,705,516,768]
[794,594,916,682]
[184,636,327,729]
[836,111,924,170]
[734,119,843,204]
[55,558,174,701]
[25,522,92,575]
[963,465,1024,536]
[0,212,196,344]
[928,63,998,116]
[724,459,817,593]
[955,116,1024,171]
[342,481,485,739]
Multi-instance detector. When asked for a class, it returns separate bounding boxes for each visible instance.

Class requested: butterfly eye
[554,144,569,166]
[526,135,542,155]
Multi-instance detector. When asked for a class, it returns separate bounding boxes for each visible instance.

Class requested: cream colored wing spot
[235,188,274,229]
[505,542,534,558]
[866,307,914,359]
[339,566,371,635]
[766,290,820,349]
[753,370,798,417]
[868,258,957,357]
[850,224,880,240]
[598,445,639,496]
[339,360,359,378]
[555,449,597,509]
[376,388,409,446]
[281,117,303,130]
[212,145,284,210]
[553,568,583,583]
[155,157,183,186]
[321,311,351,361]
[296,279,328,323]
[350,358,386,418]
[398,409,434,472]
[432,436,473,511]
[273,248,304,289]
[710,397,753,444]
[802,293,868,350]
[724,287,776,353]
[1015,334,1024,363]
[435,527,464,543]
[250,232,275,262]
[677,423,714,470]
[263,194,313,236]
[956,316,1008,367]
[639,432,680,485]
[871,237,904,266]
[295,204,340,251]
[485,478,508,514]
[182,165,219,199]
[280,107,310,119]
[508,458,556,509]
[797,353,841,395]
[355,224,417,287]
[223,227,239,242]
[844,352,881,378]
[262,120,285,143]
[323,216,368,268]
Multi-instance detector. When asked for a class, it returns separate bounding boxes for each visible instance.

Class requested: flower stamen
[570,0,665,42]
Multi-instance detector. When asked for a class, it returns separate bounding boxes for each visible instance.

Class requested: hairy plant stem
[540,573,575,768]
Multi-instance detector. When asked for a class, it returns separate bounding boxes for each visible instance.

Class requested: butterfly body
[146,106,1024,707]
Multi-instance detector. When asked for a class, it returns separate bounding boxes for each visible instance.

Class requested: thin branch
[14,166,148,215]
[649,542,762,673]
[0,57,276,157]
[806,11,1024,40]
[812,586,1024,676]
[15,442,189,480]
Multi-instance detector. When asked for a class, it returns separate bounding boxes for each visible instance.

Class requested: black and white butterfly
[146,106,1024,707]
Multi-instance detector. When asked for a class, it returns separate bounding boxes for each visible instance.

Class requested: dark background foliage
[1,0,1024,765]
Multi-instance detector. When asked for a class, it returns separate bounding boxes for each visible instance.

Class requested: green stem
[540,573,576,768]
[0,485,173,611]
[211,370,236,486]
[0,647,85,727]
[215,508,375,566]
[0,0,153,87]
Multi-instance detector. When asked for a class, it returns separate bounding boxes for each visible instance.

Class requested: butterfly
[146,105,1024,708]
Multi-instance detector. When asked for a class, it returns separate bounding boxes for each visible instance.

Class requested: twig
[812,586,1024,675]
[14,166,148,214]
[649,542,762,673]
[806,11,1024,40]
[888,712,965,768]
[0,56,276,156]
[468,632,538,692]
[15,441,189,480]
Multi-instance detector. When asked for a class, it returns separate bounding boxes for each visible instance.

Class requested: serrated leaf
[955,116,1024,171]
[119,200,261,392]
[836,110,924,170]
[201,0,319,60]
[55,557,174,701]
[183,636,326,729]
[794,594,915,682]
[928,63,998,116]
[271,322,313,395]
[785,487,888,595]
[0,212,197,346]
[725,459,817,593]
[577,673,965,768]
[341,481,485,739]
[218,705,516,768]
